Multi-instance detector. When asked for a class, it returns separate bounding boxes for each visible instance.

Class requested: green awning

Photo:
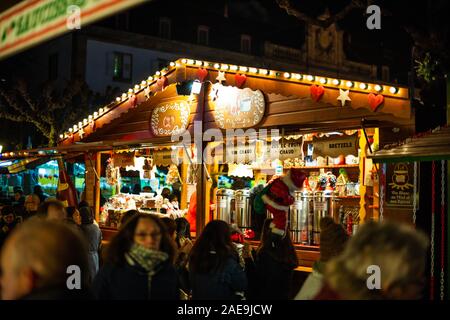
[370,126,450,163]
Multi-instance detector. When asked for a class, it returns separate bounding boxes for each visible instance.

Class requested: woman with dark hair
[93,213,179,300]
[79,206,102,283]
[248,218,298,300]
[189,220,247,300]
[160,217,177,241]
[33,185,48,203]
[120,209,139,227]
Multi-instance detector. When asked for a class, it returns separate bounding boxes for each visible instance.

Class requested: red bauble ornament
[310,85,325,102]
[197,68,208,82]
[235,74,247,88]
[368,93,384,111]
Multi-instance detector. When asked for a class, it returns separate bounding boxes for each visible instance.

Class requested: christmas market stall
[56,58,414,271]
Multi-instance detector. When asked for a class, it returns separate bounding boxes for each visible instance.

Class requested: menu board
[385,162,419,208]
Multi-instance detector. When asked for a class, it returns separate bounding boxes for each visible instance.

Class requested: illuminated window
[113,52,132,82]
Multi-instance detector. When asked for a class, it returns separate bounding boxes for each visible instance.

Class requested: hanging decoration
[216,71,226,83]
[166,164,180,185]
[143,158,153,179]
[197,68,208,82]
[310,85,324,102]
[129,94,137,108]
[368,93,384,111]
[234,73,247,88]
[79,127,84,139]
[144,86,151,100]
[440,160,445,300]
[106,158,119,186]
[156,76,168,91]
[337,89,351,107]
[430,161,436,300]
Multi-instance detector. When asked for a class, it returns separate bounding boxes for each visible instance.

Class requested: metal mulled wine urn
[311,191,334,245]
[215,189,235,223]
[235,189,252,231]
[290,190,313,244]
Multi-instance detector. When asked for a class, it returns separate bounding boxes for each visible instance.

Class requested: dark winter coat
[80,223,102,283]
[92,260,179,300]
[189,256,247,300]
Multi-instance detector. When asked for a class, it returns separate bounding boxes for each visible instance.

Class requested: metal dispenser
[312,191,334,245]
[215,189,235,223]
[235,189,251,231]
[290,190,313,244]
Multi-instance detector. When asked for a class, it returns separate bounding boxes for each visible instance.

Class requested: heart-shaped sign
[156,76,168,91]
[235,74,247,88]
[368,93,384,111]
[310,85,325,102]
[197,68,208,82]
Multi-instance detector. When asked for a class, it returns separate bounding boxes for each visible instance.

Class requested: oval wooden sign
[150,100,190,136]
[210,84,265,129]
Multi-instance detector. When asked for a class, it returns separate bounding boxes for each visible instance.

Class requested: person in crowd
[248,218,299,300]
[78,200,90,209]
[174,217,193,297]
[314,221,428,300]
[93,213,179,299]
[295,217,348,300]
[161,217,177,241]
[161,187,171,200]
[33,185,48,203]
[142,186,153,193]
[79,206,102,284]
[13,190,25,206]
[0,219,91,300]
[169,194,179,210]
[66,207,82,226]
[0,206,19,249]
[186,191,197,233]
[120,209,139,227]
[24,194,40,218]
[37,200,67,221]
[132,184,141,195]
[189,220,247,300]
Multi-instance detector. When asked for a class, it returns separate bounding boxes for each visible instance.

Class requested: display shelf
[253,164,360,171]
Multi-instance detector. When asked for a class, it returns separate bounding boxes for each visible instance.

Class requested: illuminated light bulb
[116,97,122,102]
[147,76,153,81]
[374,84,383,92]
[155,71,161,76]
[128,89,133,94]
[195,60,203,66]
[169,62,175,67]
[59,134,64,139]
[141,80,146,86]
[187,59,195,65]
[99,108,104,114]
[69,128,73,133]
[293,74,302,80]
[73,125,78,131]
[94,112,99,118]
[332,79,340,85]
[121,93,127,100]
[221,64,229,70]
[283,72,291,79]
[319,78,327,84]
[346,81,354,88]
[78,122,83,128]
[88,115,93,121]
[306,75,315,81]
[181,59,187,64]
[239,66,249,72]
[134,84,140,90]
[359,83,368,90]
[83,119,88,125]
[259,69,268,75]
[389,86,398,94]
[231,65,238,71]
[249,67,258,73]
[214,63,220,69]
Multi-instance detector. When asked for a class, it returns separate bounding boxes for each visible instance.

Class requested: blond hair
[324,221,428,299]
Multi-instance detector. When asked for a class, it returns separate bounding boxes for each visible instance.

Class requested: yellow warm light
[374,84,383,92]
[346,81,354,88]
[332,79,340,85]
[195,60,203,66]
[359,83,368,90]
[389,86,398,94]
[283,72,291,78]
[214,63,220,69]
[116,97,121,102]
[231,65,238,71]
[181,59,187,64]
[188,59,195,65]
[221,64,229,70]
[319,78,327,84]
[239,66,249,72]
[293,74,302,80]
[306,75,314,81]
[170,62,175,67]
[259,69,268,75]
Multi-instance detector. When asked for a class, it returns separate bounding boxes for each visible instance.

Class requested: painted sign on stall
[210,83,265,129]
[150,99,190,137]
[312,134,358,158]
[0,0,149,60]
[385,162,418,208]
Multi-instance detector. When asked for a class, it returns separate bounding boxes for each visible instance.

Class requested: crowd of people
[0,187,429,300]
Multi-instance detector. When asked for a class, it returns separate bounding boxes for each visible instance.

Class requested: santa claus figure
[254,168,307,236]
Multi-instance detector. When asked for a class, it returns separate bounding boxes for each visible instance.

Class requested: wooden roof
[370,126,450,163]
[58,58,413,147]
